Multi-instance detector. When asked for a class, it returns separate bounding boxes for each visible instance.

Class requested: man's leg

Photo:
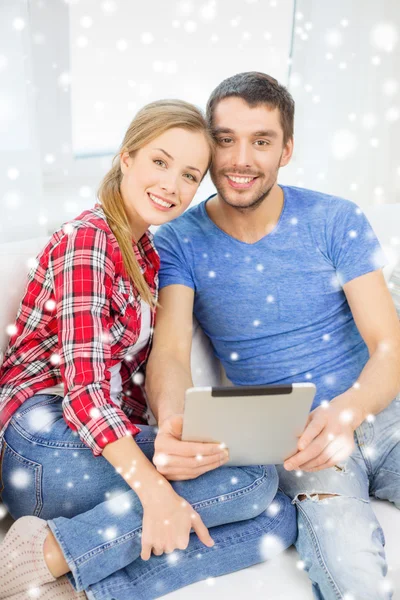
[368,395,400,509]
[276,449,391,600]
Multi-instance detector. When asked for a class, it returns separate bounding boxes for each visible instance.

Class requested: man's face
[209,97,293,211]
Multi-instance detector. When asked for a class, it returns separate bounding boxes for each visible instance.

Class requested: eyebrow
[212,128,278,138]
[153,148,202,174]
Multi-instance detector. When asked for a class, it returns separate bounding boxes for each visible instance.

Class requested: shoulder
[44,205,118,263]
[155,199,209,245]
[283,185,359,224]
[283,185,355,211]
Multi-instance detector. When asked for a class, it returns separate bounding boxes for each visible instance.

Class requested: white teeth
[149,193,173,208]
[228,176,255,184]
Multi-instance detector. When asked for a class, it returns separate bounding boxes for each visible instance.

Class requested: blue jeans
[276,394,400,600]
[0,394,297,599]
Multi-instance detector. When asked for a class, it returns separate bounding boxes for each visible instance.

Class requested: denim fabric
[276,394,400,600]
[1,394,297,599]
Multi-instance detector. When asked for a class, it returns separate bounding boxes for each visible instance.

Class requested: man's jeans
[277,394,400,600]
[0,394,297,599]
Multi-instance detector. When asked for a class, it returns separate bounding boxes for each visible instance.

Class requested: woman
[0,100,295,600]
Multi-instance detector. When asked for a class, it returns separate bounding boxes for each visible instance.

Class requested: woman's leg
[84,490,296,600]
[1,395,293,594]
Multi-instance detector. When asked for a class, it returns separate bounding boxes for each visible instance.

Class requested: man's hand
[283,398,362,472]
[153,414,230,481]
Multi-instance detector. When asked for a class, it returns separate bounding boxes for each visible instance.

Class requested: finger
[151,547,164,556]
[160,456,229,480]
[297,439,340,471]
[141,542,152,561]
[191,513,215,547]
[156,437,225,458]
[154,450,229,471]
[305,439,355,472]
[297,417,326,451]
[284,433,331,471]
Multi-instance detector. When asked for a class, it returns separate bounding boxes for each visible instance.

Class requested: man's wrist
[330,391,367,430]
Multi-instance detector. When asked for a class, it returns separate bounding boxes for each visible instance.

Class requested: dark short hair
[206,71,295,144]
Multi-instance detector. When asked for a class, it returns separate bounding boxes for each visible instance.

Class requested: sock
[0,515,56,598]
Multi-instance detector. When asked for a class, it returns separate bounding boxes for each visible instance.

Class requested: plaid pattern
[0,204,159,456]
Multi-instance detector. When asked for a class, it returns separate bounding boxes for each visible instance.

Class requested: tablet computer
[181,383,316,466]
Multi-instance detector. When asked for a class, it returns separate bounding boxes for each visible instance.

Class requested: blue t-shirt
[154,186,387,410]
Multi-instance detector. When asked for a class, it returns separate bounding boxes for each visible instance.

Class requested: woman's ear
[120,151,131,175]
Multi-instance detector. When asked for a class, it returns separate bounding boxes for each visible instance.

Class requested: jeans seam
[355,427,374,477]
[296,500,343,600]
[14,395,63,419]
[9,420,156,449]
[191,467,268,509]
[9,421,90,449]
[74,527,143,569]
[47,519,85,592]
[91,494,292,595]
[3,441,43,516]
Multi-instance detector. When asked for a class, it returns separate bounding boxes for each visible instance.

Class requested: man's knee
[297,493,339,502]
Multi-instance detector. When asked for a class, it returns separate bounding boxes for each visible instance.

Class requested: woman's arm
[102,435,215,559]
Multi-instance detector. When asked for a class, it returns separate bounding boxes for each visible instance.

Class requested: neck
[206,183,284,244]
[123,201,148,243]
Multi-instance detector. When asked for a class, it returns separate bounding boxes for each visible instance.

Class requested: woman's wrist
[132,467,175,506]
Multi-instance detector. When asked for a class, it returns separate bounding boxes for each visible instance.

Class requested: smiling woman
[97,99,214,306]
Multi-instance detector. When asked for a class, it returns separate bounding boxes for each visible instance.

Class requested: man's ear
[280,137,294,167]
[120,151,131,174]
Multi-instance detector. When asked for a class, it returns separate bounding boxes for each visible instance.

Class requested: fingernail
[285,462,294,471]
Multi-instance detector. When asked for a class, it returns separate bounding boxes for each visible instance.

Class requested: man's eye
[255,140,269,146]
[218,138,233,144]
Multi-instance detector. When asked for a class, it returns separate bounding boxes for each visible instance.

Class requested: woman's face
[120,127,211,239]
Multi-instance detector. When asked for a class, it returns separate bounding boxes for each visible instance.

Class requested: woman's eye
[154,159,166,167]
[184,173,197,182]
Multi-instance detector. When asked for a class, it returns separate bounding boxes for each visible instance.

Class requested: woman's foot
[0,515,56,598]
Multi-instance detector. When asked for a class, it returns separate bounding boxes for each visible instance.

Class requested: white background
[1,0,399,243]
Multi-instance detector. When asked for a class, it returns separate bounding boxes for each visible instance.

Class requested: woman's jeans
[276,394,400,600]
[0,394,297,599]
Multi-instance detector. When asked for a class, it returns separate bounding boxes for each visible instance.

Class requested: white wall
[283,0,400,205]
[0,0,45,242]
[1,0,399,245]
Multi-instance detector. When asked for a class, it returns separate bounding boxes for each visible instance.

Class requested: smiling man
[147,72,400,599]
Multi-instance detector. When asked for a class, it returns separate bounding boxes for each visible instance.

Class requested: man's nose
[231,142,252,168]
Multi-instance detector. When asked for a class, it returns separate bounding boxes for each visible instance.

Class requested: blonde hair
[98,99,214,306]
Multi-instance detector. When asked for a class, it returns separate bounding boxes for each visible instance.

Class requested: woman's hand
[140,486,214,560]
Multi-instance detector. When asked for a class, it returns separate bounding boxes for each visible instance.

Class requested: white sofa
[1,205,400,599]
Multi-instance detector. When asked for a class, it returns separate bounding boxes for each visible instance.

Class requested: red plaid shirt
[0,204,159,456]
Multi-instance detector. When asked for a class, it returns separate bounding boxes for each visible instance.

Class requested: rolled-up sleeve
[49,225,140,456]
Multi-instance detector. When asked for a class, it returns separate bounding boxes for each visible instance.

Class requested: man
[146,72,400,599]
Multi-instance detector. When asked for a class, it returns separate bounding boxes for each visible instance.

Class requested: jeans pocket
[1,441,43,519]
[0,443,5,497]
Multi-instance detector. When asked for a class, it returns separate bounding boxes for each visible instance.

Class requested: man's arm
[145,284,229,480]
[285,269,400,472]
[146,284,195,424]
